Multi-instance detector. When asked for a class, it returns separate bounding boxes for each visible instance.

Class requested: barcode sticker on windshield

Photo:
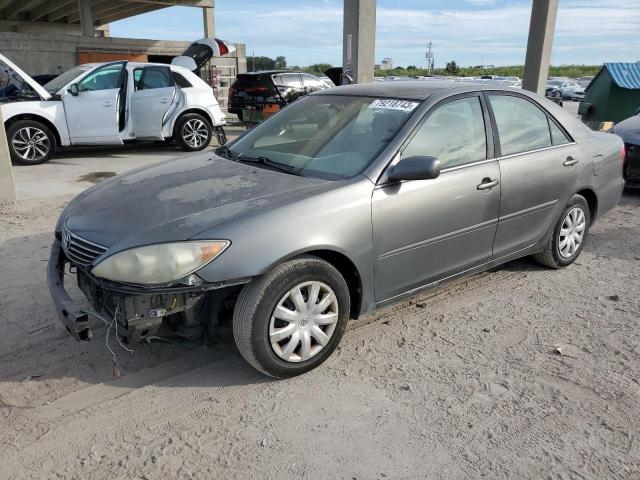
[369,99,419,111]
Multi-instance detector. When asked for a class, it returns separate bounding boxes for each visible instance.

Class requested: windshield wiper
[236,153,304,176]
[215,144,234,159]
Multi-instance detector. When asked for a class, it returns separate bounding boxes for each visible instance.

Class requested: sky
[110,0,640,68]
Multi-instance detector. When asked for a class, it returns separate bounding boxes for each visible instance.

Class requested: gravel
[0,188,639,479]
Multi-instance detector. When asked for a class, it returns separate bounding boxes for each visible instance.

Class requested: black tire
[233,255,350,378]
[532,194,590,269]
[7,119,56,165]
[175,113,212,151]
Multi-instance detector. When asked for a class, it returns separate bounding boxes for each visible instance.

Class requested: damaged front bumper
[47,239,245,344]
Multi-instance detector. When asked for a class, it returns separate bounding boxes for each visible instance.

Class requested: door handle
[160,99,169,104]
[477,178,499,190]
[563,156,579,167]
[102,101,113,107]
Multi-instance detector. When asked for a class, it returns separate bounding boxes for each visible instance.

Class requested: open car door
[131,65,178,140]
[171,38,235,73]
[62,62,125,145]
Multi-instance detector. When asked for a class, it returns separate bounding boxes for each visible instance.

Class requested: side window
[301,74,325,89]
[138,67,173,90]
[548,118,571,146]
[133,69,143,90]
[172,71,192,88]
[488,95,552,156]
[281,73,302,88]
[78,63,124,92]
[402,96,487,169]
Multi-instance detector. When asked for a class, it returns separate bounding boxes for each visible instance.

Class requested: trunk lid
[171,38,236,72]
[0,53,51,101]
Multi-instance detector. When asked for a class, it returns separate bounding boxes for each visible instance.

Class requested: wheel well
[576,188,598,224]
[4,114,61,148]
[173,108,214,136]
[303,250,363,319]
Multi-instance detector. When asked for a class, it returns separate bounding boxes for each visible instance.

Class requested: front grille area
[61,229,108,266]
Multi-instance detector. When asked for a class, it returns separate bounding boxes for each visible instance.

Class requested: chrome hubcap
[269,281,339,363]
[12,126,50,162]
[558,206,586,258]
[182,119,209,148]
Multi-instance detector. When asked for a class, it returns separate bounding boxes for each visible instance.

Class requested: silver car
[48,82,624,378]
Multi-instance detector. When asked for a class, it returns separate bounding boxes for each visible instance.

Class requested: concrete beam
[522,0,558,95]
[77,0,94,35]
[0,110,16,203]
[5,0,43,20]
[95,4,163,25]
[202,0,214,38]
[30,0,74,21]
[47,2,79,22]
[342,0,376,84]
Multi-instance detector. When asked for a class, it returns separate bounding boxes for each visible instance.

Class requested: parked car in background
[545,84,563,106]
[49,81,624,378]
[547,78,585,100]
[228,71,329,121]
[614,112,640,183]
[576,76,594,89]
[0,38,234,165]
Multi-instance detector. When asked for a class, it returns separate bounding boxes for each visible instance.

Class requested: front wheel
[532,194,590,268]
[7,119,55,165]
[175,113,212,151]
[233,255,350,378]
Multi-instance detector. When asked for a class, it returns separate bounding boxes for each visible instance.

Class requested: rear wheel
[7,119,55,165]
[533,194,590,268]
[233,255,350,378]
[175,113,212,151]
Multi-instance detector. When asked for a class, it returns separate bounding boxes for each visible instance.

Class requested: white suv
[0,38,233,165]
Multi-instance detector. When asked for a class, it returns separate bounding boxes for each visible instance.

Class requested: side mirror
[387,156,441,182]
[68,83,79,96]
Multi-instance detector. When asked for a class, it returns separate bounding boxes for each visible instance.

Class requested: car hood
[61,153,332,252]
[0,53,51,101]
[614,115,640,145]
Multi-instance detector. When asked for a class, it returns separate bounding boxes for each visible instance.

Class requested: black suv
[229,71,329,121]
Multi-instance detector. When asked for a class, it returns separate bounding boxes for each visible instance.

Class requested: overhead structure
[0,0,214,36]
[522,0,558,95]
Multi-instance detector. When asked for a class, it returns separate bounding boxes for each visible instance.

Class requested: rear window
[172,71,192,88]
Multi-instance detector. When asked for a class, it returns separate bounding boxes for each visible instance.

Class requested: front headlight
[92,240,229,285]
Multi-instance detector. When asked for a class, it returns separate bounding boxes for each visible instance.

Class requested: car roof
[315,80,506,101]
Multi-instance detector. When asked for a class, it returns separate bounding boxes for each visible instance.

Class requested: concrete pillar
[342,0,376,84]
[0,109,16,203]
[522,0,558,95]
[77,0,94,37]
[203,0,215,38]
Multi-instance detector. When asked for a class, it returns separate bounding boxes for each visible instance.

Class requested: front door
[63,62,125,145]
[486,93,581,258]
[372,94,500,301]
[131,66,177,140]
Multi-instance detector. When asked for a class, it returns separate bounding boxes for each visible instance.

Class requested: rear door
[131,66,177,140]
[62,62,125,144]
[372,93,500,301]
[486,92,581,258]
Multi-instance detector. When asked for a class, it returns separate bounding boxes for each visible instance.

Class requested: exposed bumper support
[47,240,93,341]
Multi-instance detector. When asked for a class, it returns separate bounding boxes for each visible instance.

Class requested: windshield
[43,65,92,94]
[228,95,419,179]
[547,80,563,87]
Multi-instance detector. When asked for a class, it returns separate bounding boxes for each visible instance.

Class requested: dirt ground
[1,187,639,480]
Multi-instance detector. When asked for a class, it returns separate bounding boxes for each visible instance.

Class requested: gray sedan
[48,81,624,378]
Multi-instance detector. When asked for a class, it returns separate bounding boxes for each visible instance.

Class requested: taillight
[246,86,268,94]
